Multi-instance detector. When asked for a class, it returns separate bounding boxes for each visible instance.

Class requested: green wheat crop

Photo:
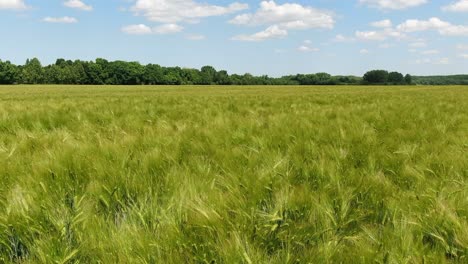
[0,85,467,263]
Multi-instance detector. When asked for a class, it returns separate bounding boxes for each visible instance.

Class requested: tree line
[4,57,458,86]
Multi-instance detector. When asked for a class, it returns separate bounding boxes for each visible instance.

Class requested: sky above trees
[0,0,467,76]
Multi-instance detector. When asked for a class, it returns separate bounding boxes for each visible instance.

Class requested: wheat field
[0,85,467,263]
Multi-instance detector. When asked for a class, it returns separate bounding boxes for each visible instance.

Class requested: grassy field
[0,85,467,263]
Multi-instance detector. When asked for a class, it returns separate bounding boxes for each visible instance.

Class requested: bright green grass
[0,85,467,263]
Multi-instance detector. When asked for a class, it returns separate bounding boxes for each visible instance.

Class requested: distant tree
[83,61,104,84]
[200,66,216,85]
[363,70,389,84]
[215,70,231,85]
[6,57,463,86]
[0,60,18,84]
[316,72,336,85]
[405,74,412,85]
[143,64,164,85]
[388,72,404,84]
[20,58,44,84]
[163,68,182,85]
[181,68,202,85]
[106,61,144,85]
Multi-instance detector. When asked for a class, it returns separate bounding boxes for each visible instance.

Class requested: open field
[0,85,467,263]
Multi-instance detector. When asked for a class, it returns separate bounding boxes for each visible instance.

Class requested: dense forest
[412,75,468,85]
[0,58,466,85]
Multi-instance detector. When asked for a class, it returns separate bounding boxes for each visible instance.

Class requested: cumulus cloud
[231,1,334,41]
[232,25,287,41]
[64,0,92,11]
[360,49,370,54]
[230,1,334,30]
[297,40,319,52]
[121,24,152,35]
[42,16,78,23]
[359,0,427,10]
[414,57,450,65]
[397,17,468,36]
[333,34,355,42]
[298,46,319,52]
[371,19,392,28]
[442,0,468,12]
[130,0,248,24]
[0,0,28,9]
[122,23,183,35]
[153,23,183,34]
[355,17,468,43]
[355,28,404,41]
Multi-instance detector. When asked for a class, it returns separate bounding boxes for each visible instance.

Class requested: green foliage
[1,58,467,86]
[405,74,413,85]
[388,72,405,84]
[0,85,467,263]
[413,75,468,85]
[0,60,18,84]
[20,58,44,84]
[0,58,360,85]
[363,70,390,84]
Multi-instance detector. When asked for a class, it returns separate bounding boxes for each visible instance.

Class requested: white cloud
[298,46,319,52]
[131,0,248,23]
[371,19,392,28]
[435,58,450,65]
[333,34,355,42]
[64,0,92,11]
[232,25,287,41]
[360,49,370,54]
[442,0,468,12]
[230,1,334,30]
[42,16,78,23]
[396,17,468,36]
[230,1,334,41]
[121,24,152,35]
[186,34,205,40]
[298,40,319,52]
[414,58,431,64]
[355,28,404,41]
[153,23,183,34]
[0,0,28,9]
[457,44,468,50]
[459,54,468,59]
[359,0,427,10]
[414,57,450,64]
[122,23,183,35]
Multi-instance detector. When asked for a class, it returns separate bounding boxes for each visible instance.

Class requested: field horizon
[1,85,467,263]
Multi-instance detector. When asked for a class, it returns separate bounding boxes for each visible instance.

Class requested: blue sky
[0,0,467,76]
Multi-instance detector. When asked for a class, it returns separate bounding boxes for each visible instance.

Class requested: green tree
[0,60,18,84]
[388,72,404,84]
[20,58,44,84]
[363,70,389,84]
[200,66,216,85]
[405,74,412,85]
[215,70,231,85]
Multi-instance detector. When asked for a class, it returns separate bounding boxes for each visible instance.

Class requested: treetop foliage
[1,58,465,85]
